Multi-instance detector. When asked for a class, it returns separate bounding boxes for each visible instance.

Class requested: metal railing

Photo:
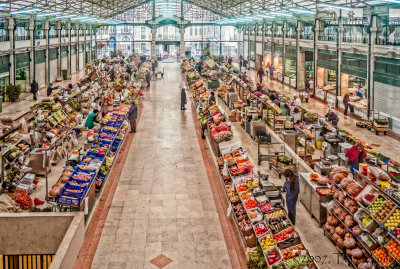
[342,36,367,43]
[15,35,30,41]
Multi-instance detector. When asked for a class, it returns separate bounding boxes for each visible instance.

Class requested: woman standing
[345,141,366,173]
[282,169,300,225]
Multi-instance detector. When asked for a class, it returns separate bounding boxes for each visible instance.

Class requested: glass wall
[15,19,29,41]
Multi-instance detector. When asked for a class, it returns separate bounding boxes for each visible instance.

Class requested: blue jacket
[128,104,138,120]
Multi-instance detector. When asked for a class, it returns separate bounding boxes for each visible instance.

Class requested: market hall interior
[80,62,238,269]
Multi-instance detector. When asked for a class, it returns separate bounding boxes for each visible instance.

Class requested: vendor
[85,109,99,129]
[47,83,54,96]
[281,169,299,225]
[280,99,290,116]
[325,110,339,126]
[209,91,216,104]
[345,141,366,173]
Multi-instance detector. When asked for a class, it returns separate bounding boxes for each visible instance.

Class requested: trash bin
[62,69,68,80]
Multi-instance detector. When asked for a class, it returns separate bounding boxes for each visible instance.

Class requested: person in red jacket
[345,141,366,173]
[257,67,265,84]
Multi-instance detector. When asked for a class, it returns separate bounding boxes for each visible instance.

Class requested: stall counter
[299,172,332,226]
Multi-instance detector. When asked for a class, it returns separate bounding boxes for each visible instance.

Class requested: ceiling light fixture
[10,8,40,15]
[270,11,292,17]
[318,3,351,10]
[56,14,76,19]
[37,11,60,17]
[0,3,7,8]
[288,8,316,14]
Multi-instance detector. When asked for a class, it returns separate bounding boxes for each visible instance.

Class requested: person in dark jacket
[127,101,138,133]
[145,70,151,88]
[47,83,54,96]
[228,57,233,65]
[209,91,216,104]
[281,169,300,225]
[325,110,339,126]
[181,88,187,110]
[30,80,39,100]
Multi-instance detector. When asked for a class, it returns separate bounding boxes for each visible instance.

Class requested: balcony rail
[0,35,8,42]
[342,36,367,43]
[318,35,337,42]
[300,33,314,40]
[15,35,30,41]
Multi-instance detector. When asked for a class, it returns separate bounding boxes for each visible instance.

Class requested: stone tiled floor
[91,63,231,269]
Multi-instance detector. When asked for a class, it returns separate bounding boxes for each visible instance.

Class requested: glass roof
[2,0,400,23]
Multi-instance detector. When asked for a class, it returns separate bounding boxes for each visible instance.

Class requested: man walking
[128,101,138,133]
[30,79,39,101]
[257,67,265,84]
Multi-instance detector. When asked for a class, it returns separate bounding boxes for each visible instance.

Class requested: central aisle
[91,63,232,269]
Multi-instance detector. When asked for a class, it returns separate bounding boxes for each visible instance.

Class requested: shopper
[257,67,265,84]
[128,101,138,133]
[209,91,216,104]
[282,169,299,225]
[239,59,242,71]
[47,83,54,97]
[266,62,270,76]
[346,141,366,173]
[85,109,99,129]
[67,83,74,94]
[181,88,187,110]
[294,96,302,107]
[325,110,339,127]
[30,79,39,101]
[228,57,233,65]
[151,61,156,76]
[145,70,151,88]
[269,64,275,80]
[305,78,310,103]
[343,92,351,116]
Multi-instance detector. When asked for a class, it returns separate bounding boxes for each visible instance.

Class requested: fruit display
[259,202,274,212]
[392,228,400,239]
[373,200,395,222]
[226,185,240,204]
[241,192,251,201]
[362,215,373,228]
[237,183,248,192]
[260,235,275,250]
[386,239,400,260]
[247,180,259,190]
[281,244,306,260]
[254,222,269,237]
[265,249,281,266]
[373,247,394,267]
[264,209,286,219]
[309,173,319,181]
[245,199,258,210]
[384,209,400,231]
[369,197,385,214]
[274,227,297,242]
[248,209,263,223]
